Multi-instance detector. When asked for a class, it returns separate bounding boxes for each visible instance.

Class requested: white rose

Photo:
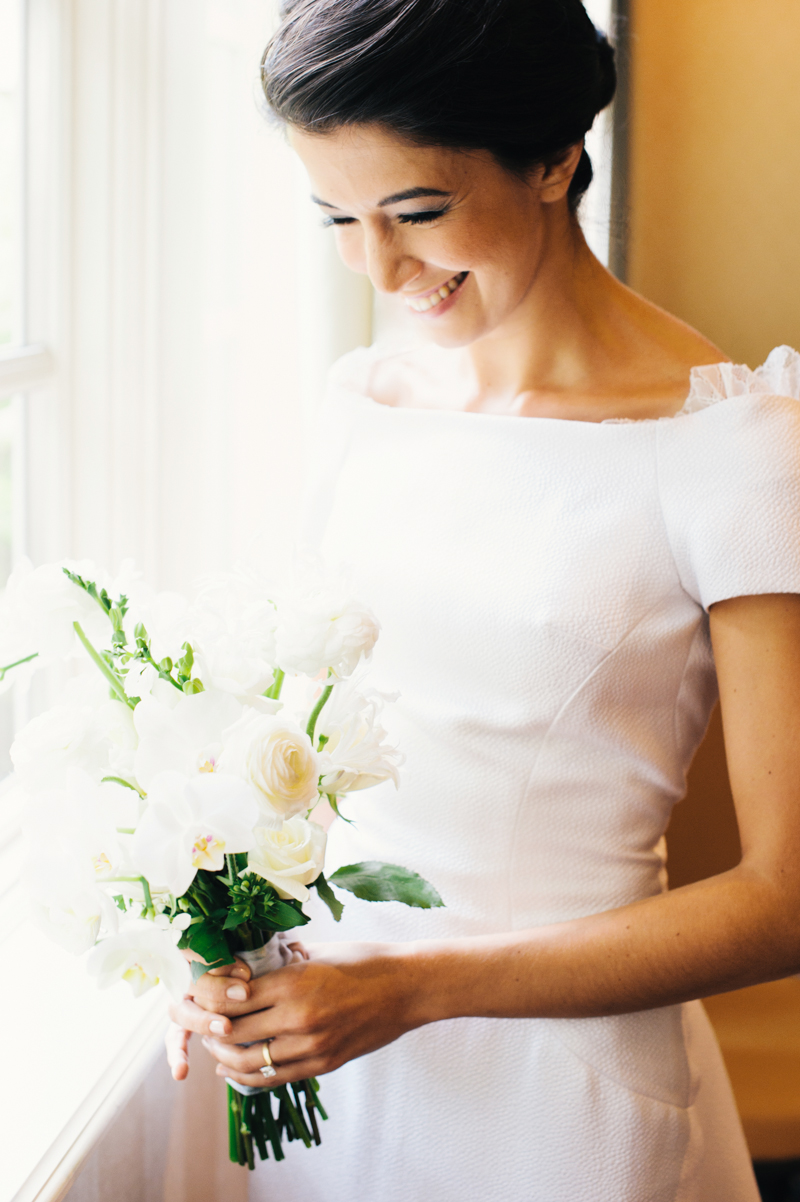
[317,677,403,795]
[246,817,327,903]
[219,709,320,825]
[274,564,379,681]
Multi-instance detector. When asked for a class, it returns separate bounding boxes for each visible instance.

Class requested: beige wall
[628,0,800,368]
[627,0,800,887]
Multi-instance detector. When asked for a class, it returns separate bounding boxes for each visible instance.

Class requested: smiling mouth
[403,271,469,312]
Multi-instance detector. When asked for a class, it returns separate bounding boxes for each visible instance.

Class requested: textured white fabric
[250,347,800,1202]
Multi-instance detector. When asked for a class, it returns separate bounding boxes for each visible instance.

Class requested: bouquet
[0,557,442,1169]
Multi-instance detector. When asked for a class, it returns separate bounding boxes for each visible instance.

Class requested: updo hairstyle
[261,0,617,212]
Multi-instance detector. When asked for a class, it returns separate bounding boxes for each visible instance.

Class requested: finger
[207,956,251,981]
[165,1023,191,1081]
[216,1056,328,1090]
[286,941,310,961]
[201,1034,313,1076]
[190,971,252,1012]
[169,996,234,1038]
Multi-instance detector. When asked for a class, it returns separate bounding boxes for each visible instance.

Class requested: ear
[539,141,585,204]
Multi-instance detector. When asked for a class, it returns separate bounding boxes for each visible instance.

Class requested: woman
[167,2,800,1198]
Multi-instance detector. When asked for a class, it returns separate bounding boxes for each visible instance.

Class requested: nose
[362,225,421,296]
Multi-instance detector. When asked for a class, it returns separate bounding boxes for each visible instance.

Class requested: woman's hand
[165,955,253,1080]
[167,941,419,1088]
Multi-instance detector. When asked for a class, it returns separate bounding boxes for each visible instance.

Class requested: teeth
[404,271,467,312]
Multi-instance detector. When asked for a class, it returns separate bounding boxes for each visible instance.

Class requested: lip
[403,271,469,318]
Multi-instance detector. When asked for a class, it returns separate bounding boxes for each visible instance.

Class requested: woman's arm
[169,593,800,1089]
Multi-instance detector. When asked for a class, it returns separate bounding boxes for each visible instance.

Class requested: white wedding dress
[251,345,800,1202]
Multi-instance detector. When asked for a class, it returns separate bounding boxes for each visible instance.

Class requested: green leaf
[313,872,344,922]
[330,862,444,909]
[182,918,234,976]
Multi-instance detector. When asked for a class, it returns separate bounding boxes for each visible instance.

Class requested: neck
[465,207,617,411]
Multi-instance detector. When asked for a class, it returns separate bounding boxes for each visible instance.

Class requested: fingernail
[230,965,249,980]
[226,985,247,1001]
[201,1036,210,1048]
[209,1020,227,1035]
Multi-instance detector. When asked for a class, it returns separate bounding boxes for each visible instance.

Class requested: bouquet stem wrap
[225,933,327,1168]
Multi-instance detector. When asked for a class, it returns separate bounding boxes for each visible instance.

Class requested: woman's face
[290,124,579,349]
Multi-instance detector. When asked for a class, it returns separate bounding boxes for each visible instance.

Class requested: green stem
[73,621,133,709]
[306,684,333,745]
[102,775,146,797]
[116,827,135,835]
[264,668,285,701]
[0,651,38,682]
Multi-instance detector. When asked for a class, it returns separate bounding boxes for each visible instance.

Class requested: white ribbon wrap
[226,933,294,1097]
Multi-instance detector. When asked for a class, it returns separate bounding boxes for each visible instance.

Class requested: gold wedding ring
[260,1041,277,1079]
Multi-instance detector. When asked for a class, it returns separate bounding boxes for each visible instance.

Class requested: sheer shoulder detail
[681,345,800,415]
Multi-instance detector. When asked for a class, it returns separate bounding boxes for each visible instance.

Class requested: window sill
[1,876,170,1202]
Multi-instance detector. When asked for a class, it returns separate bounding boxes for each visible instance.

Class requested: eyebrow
[311,187,453,210]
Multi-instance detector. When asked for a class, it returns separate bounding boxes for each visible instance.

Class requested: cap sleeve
[657,348,800,610]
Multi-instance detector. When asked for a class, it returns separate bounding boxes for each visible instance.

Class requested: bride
[167,1,800,1198]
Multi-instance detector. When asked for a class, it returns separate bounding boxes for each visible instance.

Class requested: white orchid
[86,920,191,999]
[246,817,327,903]
[132,770,258,896]
[133,688,243,791]
[274,563,379,681]
[21,771,135,953]
[317,677,403,794]
[11,699,137,793]
[219,708,320,826]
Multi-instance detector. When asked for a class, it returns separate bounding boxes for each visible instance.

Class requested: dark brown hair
[261,0,617,211]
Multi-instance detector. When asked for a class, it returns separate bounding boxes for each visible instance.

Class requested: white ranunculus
[246,817,327,903]
[87,920,191,999]
[0,557,111,669]
[274,564,379,681]
[132,769,258,897]
[219,709,320,825]
[11,699,137,792]
[317,677,404,795]
[189,568,278,701]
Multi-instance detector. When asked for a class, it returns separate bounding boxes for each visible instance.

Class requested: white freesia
[317,677,404,794]
[132,770,258,896]
[126,589,190,665]
[189,567,278,701]
[219,709,320,825]
[11,699,137,792]
[274,565,379,681]
[0,557,111,669]
[246,817,327,903]
[133,688,243,791]
[87,920,191,999]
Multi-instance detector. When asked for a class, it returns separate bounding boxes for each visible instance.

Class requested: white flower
[21,771,133,953]
[11,700,137,792]
[246,817,327,903]
[133,688,243,791]
[189,567,278,701]
[317,677,403,794]
[87,920,191,999]
[274,564,379,681]
[219,709,320,825]
[0,557,111,668]
[132,770,258,896]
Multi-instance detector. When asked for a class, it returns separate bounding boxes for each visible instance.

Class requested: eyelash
[322,209,449,228]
